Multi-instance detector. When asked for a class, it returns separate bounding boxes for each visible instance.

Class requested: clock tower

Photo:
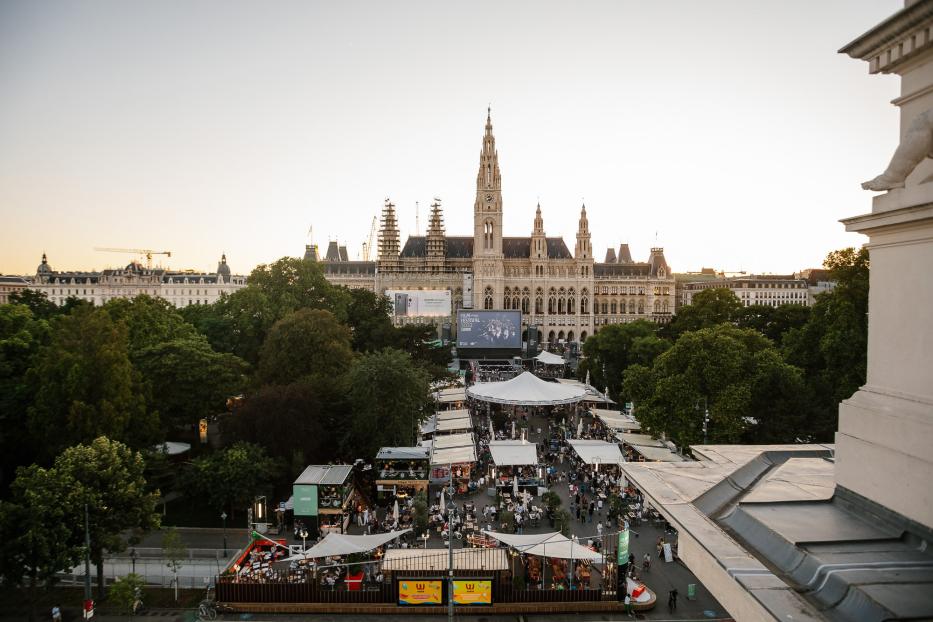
[473,107,504,308]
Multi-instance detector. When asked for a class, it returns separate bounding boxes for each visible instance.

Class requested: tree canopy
[579,320,670,401]
[256,308,353,387]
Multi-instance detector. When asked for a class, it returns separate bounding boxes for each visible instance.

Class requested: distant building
[28,252,246,307]
[314,110,676,346]
[680,274,810,308]
[0,275,28,305]
[797,268,837,305]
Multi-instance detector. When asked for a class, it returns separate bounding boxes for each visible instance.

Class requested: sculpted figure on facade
[862,108,933,191]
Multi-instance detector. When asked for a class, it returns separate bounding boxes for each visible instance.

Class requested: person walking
[597,521,603,537]
[624,593,634,617]
[668,588,678,612]
[588,502,595,523]
[642,552,651,572]
[51,605,62,622]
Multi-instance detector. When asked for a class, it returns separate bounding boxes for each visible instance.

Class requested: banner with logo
[617,529,630,565]
[452,580,492,605]
[398,579,443,606]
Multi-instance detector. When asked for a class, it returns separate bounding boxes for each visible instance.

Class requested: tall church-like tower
[472,108,504,308]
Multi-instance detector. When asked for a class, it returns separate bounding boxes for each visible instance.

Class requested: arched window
[484,220,494,249]
[662,300,670,313]
[558,330,565,342]
[567,330,575,343]
[581,296,589,314]
[628,300,635,313]
[484,286,494,310]
[638,300,644,314]
[580,330,588,342]
[654,300,661,313]
[601,301,608,314]
[548,296,556,314]
[548,330,556,344]
[522,296,530,314]
[568,296,575,315]
[610,301,617,314]
[558,297,565,314]
[512,296,520,310]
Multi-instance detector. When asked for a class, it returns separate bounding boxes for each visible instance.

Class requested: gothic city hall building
[315,110,675,346]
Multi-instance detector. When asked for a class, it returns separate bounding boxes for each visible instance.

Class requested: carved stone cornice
[840,0,933,74]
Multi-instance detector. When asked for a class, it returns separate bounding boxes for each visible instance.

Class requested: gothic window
[629,300,635,313]
[558,297,565,314]
[568,296,575,315]
[567,330,574,343]
[484,286,494,310]
[601,301,608,314]
[522,296,530,314]
[581,296,589,314]
[662,300,670,313]
[484,220,494,249]
[654,300,661,313]
[638,300,644,314]
[512,296,520,310]
[558,330,565,341]
[610,301,617,314]
[580,330,588,342]
[638,286,645,295]
[548,330,556,344]
[535,296,544,314]
[548,296,556,314]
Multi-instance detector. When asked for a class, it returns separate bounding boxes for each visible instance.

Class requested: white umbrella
[577,419,583,437]
[511,420,516,439]
[513,475,520,497]
[393,500,400,521]
[439,488,445,510]
[585,370,591,386]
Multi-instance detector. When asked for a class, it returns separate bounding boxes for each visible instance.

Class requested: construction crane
[94,247,172,269]
[361,216,378,261]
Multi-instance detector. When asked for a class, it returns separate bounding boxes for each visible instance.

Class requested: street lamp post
[130,548,138,574]
[300,528,309,553]
[221,512,228,557]
[446,467,455,622]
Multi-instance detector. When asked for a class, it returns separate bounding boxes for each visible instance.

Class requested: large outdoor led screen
[456,310,522,350]
[386,289,452,318]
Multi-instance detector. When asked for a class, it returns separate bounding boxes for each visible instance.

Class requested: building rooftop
[293,464,353,486]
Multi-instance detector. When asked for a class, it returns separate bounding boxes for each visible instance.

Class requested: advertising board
[456,310,521,350]
[292,484,318,516]
[452,579,492,605]
[397,579,443,605]
[387,290,452,317]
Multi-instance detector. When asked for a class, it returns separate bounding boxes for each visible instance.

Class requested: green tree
[392,323,453,380]
[183,442,278,518]
[623,324,805,448]
[27,307,157,457]
[223,382,344,467]
[256,309,353,387]
[344,348,431,456]
[135,335,248,430]
[579,321,670,401]
[0,304,50,490]
[55,437,161,600]
[247,256,350,321]
[666,288,742,338]
[734,304,811,346]
[783,247,869,441]
[161,527,186,602]
[9,289,58,320]
[185,287,276,365]
[411,491,429,537]
[104,295,198,356]
[344,287,395,352]
[107,573,145,619]
[0,465,82,622]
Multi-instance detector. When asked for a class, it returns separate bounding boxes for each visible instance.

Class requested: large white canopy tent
[284,529,411,561]
[629,445,688,462]
[488,440,538,466]
[430,432,477,465]
[467,371,587,406]
[481,531,602,561]
[436,409,470,421]
[434,416,473,433]
[567,439,625,465]
[616,432,666,448]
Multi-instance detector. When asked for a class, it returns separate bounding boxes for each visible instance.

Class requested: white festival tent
[481,531,602,561]
[284,529,412,561]
[488,440,539,466]
[467,372,587,406]
[592,409,640,432]
[567,439,625,465]
[534,350,566,366]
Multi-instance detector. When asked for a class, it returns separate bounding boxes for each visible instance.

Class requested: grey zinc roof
[399,235,571,259]
[293,464,353,486]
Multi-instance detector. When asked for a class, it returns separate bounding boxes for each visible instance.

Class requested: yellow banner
[398,580,443,606]
[452,580,492,605]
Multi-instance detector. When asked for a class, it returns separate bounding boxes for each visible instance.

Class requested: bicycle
[197,585,218,621]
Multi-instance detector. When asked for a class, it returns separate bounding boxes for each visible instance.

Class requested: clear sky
[0,0,902,276]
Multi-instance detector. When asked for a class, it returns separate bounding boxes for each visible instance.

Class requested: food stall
[292,464,358,536]
[375,447,430,503]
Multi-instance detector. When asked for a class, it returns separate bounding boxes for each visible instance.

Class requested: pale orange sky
[0,1,901,277]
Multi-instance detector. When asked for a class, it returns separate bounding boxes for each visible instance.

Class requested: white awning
[534,350,566,365]
[567,439,625,465]
[284,529,411,561]
[436,409,470,421]
[591,409,640,431]
[616,432,666,448]
[481,531,602,561]
[631,445,688,462]
[431,445,477,465]
[382,547,508,571]
[432,432,474,449]
[435,417,473,433]
[488,440,538,466]
[467,372,587,406]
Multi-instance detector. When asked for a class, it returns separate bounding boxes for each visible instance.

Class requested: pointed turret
[474,107,503,256]
[378,198,401,270]
[217,253,231,282]
[426,198,447,270]
[531,202,547,261]
[575,203,591,260]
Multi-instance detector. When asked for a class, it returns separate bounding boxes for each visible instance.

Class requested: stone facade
[680,274,811,308]
[318,110,676,345]
[28,252,246,308]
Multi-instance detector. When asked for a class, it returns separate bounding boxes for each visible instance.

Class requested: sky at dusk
[0,0,902,277]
